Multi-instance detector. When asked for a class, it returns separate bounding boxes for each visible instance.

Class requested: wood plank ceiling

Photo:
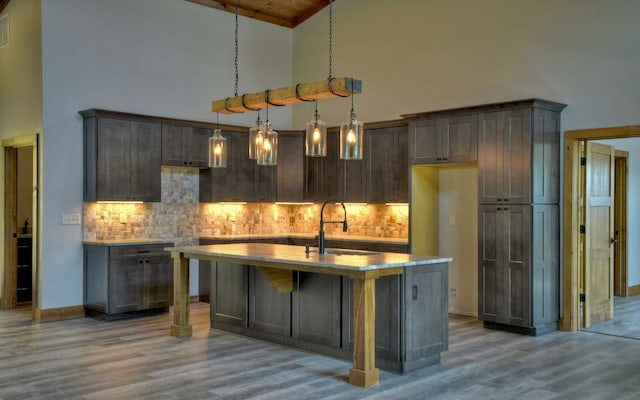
[185,0,331,28]
[0,1,331,29]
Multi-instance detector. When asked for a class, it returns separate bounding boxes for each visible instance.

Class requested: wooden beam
[212,77,361,114]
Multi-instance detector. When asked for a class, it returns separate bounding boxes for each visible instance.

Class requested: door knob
[611,237,618,244]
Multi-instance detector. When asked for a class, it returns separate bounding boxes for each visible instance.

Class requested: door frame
[1,133,40,318]
[613,150,628,297]
[561,125,639,331]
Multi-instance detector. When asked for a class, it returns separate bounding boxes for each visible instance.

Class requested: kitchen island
[167,243,451,387]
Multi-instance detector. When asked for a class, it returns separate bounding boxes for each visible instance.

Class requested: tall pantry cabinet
[477,100,566,335]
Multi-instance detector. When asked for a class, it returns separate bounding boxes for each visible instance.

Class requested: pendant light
[248,112,264,159]
[305,101,327,157]
[340,92,363,160]
[257,97,278,166]
[209,113,228,168]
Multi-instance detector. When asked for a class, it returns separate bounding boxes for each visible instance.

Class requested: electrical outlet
[119,213,128,224]
[450,288,457,298]
[449,215,456,226]
[61,213,81,225]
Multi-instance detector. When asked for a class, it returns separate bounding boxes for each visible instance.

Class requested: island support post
[170,252,192,337]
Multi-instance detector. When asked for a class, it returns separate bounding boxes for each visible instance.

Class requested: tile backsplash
[84,166,408,243]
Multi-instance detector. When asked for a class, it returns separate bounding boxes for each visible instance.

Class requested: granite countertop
[200,233,409,245]
[167,243,449,272]
[83,238,174,246]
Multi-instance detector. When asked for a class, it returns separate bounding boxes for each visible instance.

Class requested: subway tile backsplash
[84,166,408,243]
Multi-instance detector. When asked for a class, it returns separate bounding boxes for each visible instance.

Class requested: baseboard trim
[627,285,640,296]
[34,305,85,323]
[190,295,200,303]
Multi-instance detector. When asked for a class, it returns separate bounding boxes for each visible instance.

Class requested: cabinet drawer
[109,244,171,258]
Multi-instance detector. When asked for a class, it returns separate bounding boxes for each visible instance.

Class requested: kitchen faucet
[318,199,348,254]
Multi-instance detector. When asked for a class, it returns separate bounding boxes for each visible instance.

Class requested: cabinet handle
[137,250,151,254]
[412,285,418,300]
[183,161,188,165]
[139,260,143,264]
[145,259,150,264]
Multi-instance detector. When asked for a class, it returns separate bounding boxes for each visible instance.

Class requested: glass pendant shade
[305,110,327,157]
[248,116,264,159]
[208,129,227,168]
[257,121,278,166]
[340,110,364,160]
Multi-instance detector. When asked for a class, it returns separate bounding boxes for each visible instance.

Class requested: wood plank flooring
[584,295,640,340]
[2,303,640,399]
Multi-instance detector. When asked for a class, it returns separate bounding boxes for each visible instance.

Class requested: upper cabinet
[82,110,161,202]
[161,125,211,168]
[366,125,408,203]
[408,115,478,164]
[200,130,275,202]
[478,106,562,204]
[277,133,305,202]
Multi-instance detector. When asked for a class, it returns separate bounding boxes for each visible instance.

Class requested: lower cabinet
[84,243,173,319]
[478,204,559,335]
[208,258,448,373]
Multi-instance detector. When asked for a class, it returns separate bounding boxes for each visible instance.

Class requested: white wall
[39,0,292,308]
[593,138,640,286]
[292,0,640,132]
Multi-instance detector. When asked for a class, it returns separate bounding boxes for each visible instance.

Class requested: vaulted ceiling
[185,0,331,28]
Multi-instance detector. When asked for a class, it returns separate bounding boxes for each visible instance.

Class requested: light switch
[449,215,455,226]
[61,213,81,225]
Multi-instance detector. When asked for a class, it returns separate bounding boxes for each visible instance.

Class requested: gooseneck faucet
[318,199,348,254]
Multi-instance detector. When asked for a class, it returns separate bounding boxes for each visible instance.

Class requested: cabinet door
[409,119,442,164]
[342,275,400,361]
[130,121,161,202]
[321,132,342,201]
[478,205,501,322]
[256,165,276,202]
[367,126,408,203]
[292,272,341,347]
[446,115,478,162]
[146,254,173,309]
[503,204,531,327]
[404,263,448,362]
[531,109,560,204]
[478,112,501,204]
[211,262,247,327]
[109,256,143,314]
[203,130,237,202]
[187,128,211,168]
[96,118,131,200]
[161,125,189,166]
[501,109,531,204]
[233,132,258,201]
[277,134,305,202]
[478,204,531,327]
[248,266,291,336]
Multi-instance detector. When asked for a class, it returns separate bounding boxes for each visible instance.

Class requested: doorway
[2,134,39,319]
[561,126,639,332]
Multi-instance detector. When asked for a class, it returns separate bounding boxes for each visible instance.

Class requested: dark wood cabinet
[82,111,161,202]
[277,133,305,202]
[409,115,478,164]
[478,108,561,205]
[210,261,248,328]
[305,132,342,202]
[200,130,275,202]
[478,204,559,334]
[475,99,565,335]
[292,272,341,348]
[248,266,291,336]
[161,124,211,168]
[366,125,408,203]
[84,243,173,319]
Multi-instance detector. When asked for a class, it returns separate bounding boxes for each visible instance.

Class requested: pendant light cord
[234,0,239,96]
[328,0,333,80]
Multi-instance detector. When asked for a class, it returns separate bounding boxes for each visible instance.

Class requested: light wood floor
[2,303,640,399]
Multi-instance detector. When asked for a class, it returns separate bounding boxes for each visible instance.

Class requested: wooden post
[170,253,192,337]
[349,277,379,387]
